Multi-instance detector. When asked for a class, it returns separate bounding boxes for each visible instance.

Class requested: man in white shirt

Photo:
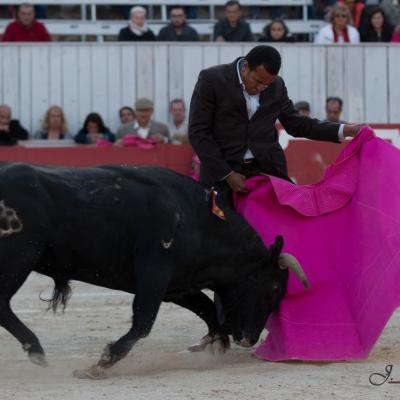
[117,98,170,143]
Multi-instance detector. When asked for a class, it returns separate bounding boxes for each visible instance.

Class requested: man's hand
[343,124,364,138]
[226,172,248,194]
[152,134,166,144]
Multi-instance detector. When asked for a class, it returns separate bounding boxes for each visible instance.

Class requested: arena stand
[0,0,323,41]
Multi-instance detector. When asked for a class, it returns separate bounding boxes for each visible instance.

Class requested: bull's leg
[0,299,47,367]
[74,266,172,379]
[0,265,47,367]
[172,292,230,353]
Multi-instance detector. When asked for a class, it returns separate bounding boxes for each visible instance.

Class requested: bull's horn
[278,253,309,288]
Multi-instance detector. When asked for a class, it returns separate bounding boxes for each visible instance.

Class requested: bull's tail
[40,277,72,313]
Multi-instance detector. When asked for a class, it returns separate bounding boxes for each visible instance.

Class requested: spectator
[119,106,136,125]
[2,3,51,42]
[118,98,170,144]
[34,105,71,140]
[258,19,295,42]
[213,1,254,42]
[169,99,188,144]
[117,106,136,139]
[314,4,360,43]
[338,0,365,28]
[325,97,345,123]
[118,6,156,42]
[75,113,115,144]
[294,101,311,117]
[360,7,394,42]
[157,6,199,41]
[0,104,29,145]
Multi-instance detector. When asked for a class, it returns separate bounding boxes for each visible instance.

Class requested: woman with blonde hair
[34,105,71,139]
[314,4,360,44]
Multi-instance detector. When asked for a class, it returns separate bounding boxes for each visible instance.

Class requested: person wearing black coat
[74,113,115,144]
[0,104,29,146]
[117,6,156,42]
[157,6,199,41]
[213,1,253,42]
[189,46,362,193]
[360,7,394,42]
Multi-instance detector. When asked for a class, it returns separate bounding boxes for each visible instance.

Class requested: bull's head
[220,236,308,347]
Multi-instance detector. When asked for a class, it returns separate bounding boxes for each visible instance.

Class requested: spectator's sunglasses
[334,13,348,18]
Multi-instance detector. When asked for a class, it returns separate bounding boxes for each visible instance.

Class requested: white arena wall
[0,43,399,135]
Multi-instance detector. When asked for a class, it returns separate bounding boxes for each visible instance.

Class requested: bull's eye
[272,284,280,293]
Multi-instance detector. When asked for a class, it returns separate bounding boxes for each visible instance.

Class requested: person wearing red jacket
[2,3,51,42]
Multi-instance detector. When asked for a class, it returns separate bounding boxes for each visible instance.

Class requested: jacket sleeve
[244,23,254,41]
[277,80,340,143]
[191,27,199,41]
[157,27,168,41]
[1,24,13,41]
[189,70,232,182]
[104,130,116,143]
[74,130,89,144]
[40,24,52,41]
[213,21,223,41]
[118,28,127,41]
[9,120,29,140]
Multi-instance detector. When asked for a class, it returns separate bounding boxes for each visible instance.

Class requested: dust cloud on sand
[1,273,399,400]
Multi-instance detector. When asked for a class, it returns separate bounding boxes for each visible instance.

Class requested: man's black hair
[170,5,186,13]
[326,96,343,109]
[245,45,281,75]
[225,0,241,9]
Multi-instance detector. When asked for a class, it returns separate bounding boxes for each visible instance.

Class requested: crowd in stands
[0,97,189,146]
[0,96,345,146]
[1,1,400,43]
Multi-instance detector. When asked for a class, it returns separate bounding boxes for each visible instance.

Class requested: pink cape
[234,127,400,361]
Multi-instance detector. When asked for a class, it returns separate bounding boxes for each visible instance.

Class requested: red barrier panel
[0,144,195,176]
[1,123,398,185]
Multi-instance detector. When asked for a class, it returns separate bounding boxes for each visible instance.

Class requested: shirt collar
[236,57,246,89]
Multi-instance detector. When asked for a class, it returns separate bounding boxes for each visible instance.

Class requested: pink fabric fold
[234,127,400,360]
[121,134,156,150]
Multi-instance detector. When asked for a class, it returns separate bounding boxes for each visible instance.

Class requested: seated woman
[74,112,115,144]
[34,105,71,140]
[117,6,156,41]
[314,3,360,44]
[360,7,394,42]
[258,19,295,43]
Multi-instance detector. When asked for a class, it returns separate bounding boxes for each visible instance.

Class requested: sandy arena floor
[0,273,399,400]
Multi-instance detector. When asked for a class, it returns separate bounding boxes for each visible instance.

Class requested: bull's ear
[269,235,284,265]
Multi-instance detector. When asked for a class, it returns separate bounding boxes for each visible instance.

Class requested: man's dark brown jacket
[189,59,340,185]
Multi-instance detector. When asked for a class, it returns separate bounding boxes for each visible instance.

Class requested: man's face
[0,107,11,127]
[136,109,153,126]
[171,102,185,124]
[225,4,241,25]
[170,8,186,28]
[241,62,278,95]
[326,101,342,122]
[17,6,35,27]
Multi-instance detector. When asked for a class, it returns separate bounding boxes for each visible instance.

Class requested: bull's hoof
[188,334,230,354]
[73,365,107,380]
[28,352,48,367]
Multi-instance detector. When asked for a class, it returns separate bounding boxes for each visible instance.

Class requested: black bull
[0,163,308,378]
